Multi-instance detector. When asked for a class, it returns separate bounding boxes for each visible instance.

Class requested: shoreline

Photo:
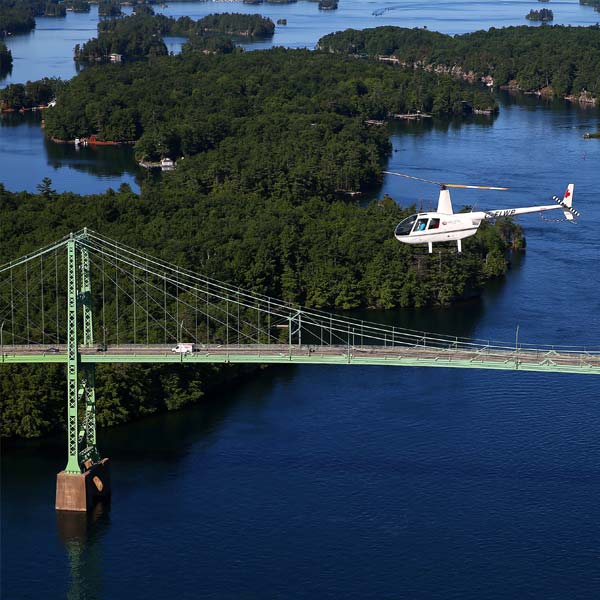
[50,136,136,146]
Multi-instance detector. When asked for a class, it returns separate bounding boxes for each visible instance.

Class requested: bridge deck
[2,344,599,375]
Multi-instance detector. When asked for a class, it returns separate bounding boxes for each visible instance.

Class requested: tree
[36,177,56,199]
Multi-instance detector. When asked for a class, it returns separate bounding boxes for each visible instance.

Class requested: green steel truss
[66,238,80,473]
[1,230,599,472]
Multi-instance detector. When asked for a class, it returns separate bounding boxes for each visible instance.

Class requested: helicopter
[385,171,579,253]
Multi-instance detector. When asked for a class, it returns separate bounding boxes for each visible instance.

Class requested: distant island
[67,0,91,13]
[526,8,553,21]
[0,77,64,111]
[74,12,275,63]
[0,0,38,35]
[319,0,338,9]
[318,25,600,102]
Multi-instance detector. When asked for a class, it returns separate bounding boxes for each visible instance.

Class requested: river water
[2,2,600,599]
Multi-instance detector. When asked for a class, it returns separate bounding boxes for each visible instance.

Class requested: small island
[319,0,338,9]
[0,77,63,111]
[526,8,554,21]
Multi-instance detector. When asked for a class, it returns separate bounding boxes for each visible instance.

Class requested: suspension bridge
[2,229,599,511]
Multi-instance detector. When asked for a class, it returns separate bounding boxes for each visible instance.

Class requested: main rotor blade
[382,171,441,185]
[382,171,509,191]
[445,183,509,191]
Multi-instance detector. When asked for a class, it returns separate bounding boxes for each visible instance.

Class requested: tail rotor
[552,184,579,221]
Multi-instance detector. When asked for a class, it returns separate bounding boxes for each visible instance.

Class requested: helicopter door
[414,218,429,232]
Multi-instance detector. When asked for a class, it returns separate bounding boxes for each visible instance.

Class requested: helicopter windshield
[395,215,418,236]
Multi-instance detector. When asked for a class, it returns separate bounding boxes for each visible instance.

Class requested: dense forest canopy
[0,0,39,34]
[43,0,65,17]
[318,25,600,97]
[0,186,521,313]
[44,48,496,174]
[98,0,121,17]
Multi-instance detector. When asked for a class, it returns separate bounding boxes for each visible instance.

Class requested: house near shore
[109,53,122,63]
[160,158,175,171]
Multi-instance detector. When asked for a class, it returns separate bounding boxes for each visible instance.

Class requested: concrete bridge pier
[56,459,111,512]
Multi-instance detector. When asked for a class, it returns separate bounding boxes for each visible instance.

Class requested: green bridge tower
[56,232,110,512]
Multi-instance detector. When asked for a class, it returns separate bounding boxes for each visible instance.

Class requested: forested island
[43,48,496,156]
[74,12,275,62]
[0,76,64,109]
[318,25,600,100]
[526,8,553,21]
[0,0,38,35]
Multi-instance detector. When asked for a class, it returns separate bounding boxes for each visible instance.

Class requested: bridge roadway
[2,344,599,375]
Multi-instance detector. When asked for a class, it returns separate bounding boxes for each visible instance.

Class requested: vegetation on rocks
[318,25,600,98]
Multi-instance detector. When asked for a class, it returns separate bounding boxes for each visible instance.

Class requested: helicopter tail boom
[482,184,578,221]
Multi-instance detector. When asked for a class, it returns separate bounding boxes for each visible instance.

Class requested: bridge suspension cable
[3,230,597,509]
[1,228,599,355]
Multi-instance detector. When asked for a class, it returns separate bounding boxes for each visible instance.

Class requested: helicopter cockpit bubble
[395,215,418,236]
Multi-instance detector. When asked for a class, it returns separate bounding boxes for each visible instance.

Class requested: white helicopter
[385,171,579,253]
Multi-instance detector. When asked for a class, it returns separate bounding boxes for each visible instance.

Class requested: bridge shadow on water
[102,366,297,461]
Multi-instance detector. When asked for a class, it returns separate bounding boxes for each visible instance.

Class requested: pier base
[56,458,111,512]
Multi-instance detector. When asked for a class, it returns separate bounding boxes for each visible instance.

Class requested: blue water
[2,2,600,598]
[0,112,141,194]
